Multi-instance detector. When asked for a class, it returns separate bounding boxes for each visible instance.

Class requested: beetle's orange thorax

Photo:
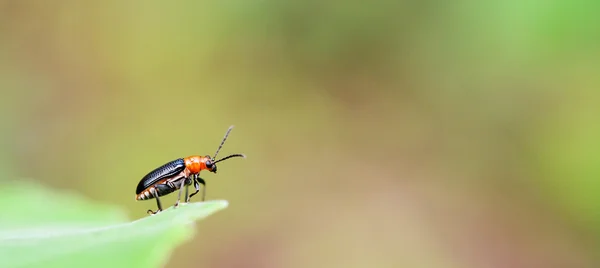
[184,155,208,174]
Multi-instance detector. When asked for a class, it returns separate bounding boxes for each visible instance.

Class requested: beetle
[135,125,245,215]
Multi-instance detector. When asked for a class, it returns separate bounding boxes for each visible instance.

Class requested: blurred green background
[1,1,600,267]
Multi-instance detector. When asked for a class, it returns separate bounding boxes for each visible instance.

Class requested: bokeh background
[2,1,600,267]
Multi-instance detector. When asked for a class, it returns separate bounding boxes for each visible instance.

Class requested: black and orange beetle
[135,125,245,214]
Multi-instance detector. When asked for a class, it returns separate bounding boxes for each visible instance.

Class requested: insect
[135,125,245,215]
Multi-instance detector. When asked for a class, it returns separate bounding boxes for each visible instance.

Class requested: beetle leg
[147,187,163,215]
[198,177,207,201]
[188,177,206,202]
[188,180,200,201]
[174,179,186,208]
[184,183,190,203]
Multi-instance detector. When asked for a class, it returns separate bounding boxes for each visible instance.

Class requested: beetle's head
[204,156,217,173]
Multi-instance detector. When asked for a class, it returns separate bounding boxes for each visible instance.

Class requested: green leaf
[0,181,228,268]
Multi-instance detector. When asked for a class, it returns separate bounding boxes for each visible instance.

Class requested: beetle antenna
[214,154,246,164]
[213,125,234,159]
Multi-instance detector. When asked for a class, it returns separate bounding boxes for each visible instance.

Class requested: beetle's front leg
[198,177,206,201]
[187,180,200,202]
[187,176,206,202]
[189,177,206,201]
